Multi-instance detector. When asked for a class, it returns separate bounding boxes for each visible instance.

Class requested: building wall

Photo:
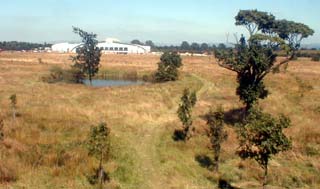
[52,42,151,54]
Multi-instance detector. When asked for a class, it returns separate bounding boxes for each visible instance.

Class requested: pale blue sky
[1,0,319,45]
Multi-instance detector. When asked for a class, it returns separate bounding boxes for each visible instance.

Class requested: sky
[0,0,319,45]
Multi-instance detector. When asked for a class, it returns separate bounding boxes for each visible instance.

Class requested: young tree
[9,94,17,121]
[0,119,4,141]
[215,10,314,110]
[205,106,228,172]
[177,88,197,141]
[155,52,182,82]
[72,27,101,85]
[87,122,111,189]
[237,107,292,189]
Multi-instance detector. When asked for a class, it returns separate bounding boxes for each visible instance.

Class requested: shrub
[237,107,292,189]
[155,52,182,82]
[176,88,197,141]
[47,66,64,83]
[205,105,228,172]
[311,54,320,61]
[43,66,84,84]
[87,122,111,188]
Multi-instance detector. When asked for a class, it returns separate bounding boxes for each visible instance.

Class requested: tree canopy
[237,107,292,188]
[155,52,182,82]
[216,9,314,109]
[72,27,101,85]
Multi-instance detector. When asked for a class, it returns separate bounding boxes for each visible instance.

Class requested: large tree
[72,27,101,85]
[215,10,314,110]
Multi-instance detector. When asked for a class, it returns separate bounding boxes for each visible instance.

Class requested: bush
[48,66,64,83]
[155,52,182,82]
[42,66,84,84]
[311,54,320,61]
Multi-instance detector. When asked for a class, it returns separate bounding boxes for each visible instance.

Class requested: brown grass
[0,52,319,188]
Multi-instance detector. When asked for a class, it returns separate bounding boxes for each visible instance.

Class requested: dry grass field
[0,52,319,188]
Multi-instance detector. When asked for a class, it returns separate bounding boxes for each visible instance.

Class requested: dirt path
[131,75,210,189]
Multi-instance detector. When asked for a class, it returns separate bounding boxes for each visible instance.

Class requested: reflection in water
[83,79,144,87]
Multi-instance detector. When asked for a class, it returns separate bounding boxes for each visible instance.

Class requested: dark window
[124,47,128,51]
[115,47,119,51]
[119,47,123,51]
[110,47,114,50]
[105,47,108,50]
[100,47,104,50]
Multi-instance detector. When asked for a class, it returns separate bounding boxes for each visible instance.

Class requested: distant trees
[215,9,314,110]
[87,122,111,189]
[177,89,197,141]
[145,40,155,48]
[237,107,292,189]
[131,39,144,45]
[181,41,190,51]
[155,52,182,82]
[190,43,201,51]
[217,43,226,50]
[155,42,225,53]
[200,43,209,51]
[72,27,101,85]
[0,41,51,51]
[205,106,227,172]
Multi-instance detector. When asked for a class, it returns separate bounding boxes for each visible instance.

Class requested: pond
[83,79,145,87]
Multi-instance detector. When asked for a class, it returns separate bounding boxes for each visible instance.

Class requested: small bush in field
[155,52,182,82]
[237,107,292,189]
[311,54,320,61]
[205,105,228,172]
[176,88,197,141]
[44,66,84,84]
[0,119,4,141]
[9,94,17,120]
[87,122,111,188]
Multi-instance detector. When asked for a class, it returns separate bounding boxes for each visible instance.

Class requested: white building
[51,43,80,53]
[51,38,151,54]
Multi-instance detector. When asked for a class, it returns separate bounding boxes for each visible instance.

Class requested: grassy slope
[0,53,319,188]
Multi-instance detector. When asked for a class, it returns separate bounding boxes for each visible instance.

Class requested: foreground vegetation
[0,52,319,188]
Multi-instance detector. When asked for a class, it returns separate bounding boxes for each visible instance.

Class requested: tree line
[0,41,52,51]
[131,39,228,53]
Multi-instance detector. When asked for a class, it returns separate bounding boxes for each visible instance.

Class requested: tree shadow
[223,107,246,126]
[195,154,213,169]
[172,129,186,141]
[218,179,239,189]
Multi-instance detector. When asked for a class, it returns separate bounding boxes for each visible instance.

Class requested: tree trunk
[99,151,103,189]
[263,165,268,189]
[89,76,92,86]
[12,107,16,121]
[213,153,219,172]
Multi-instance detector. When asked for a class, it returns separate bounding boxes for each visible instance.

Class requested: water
[83,79,144,87]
